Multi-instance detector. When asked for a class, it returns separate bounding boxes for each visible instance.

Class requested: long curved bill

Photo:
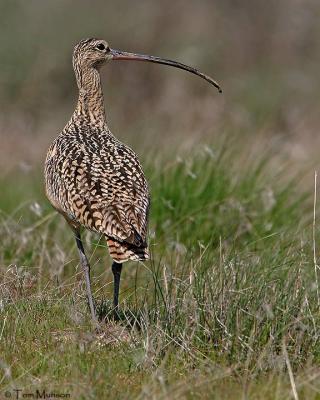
[110,49,222,93]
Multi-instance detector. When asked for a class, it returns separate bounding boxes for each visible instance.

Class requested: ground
[1,143,320,399]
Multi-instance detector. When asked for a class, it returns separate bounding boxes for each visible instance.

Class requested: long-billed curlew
[44,38,221,322]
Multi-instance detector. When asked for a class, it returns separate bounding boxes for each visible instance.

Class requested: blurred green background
[1,0,320,176]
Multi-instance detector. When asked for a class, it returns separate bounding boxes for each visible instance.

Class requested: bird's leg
[74,230,97,322]
[112,261,122,317]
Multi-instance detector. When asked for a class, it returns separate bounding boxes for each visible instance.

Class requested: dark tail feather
[106,237,149,263]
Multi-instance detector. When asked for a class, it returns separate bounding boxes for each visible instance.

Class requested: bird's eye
[96,43,105,51]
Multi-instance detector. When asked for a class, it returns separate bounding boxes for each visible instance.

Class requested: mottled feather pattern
[44,38,150,263]
[45,125,150,263]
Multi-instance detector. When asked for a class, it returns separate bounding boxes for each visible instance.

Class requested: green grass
[1,144,320,399]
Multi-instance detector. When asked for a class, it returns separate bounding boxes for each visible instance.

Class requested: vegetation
[1,144,319,399]
[1,1,320,398]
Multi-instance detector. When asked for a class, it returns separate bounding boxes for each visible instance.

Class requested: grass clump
[0,144,319,399]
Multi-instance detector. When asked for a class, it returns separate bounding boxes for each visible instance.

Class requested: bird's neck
[71,66,107,128]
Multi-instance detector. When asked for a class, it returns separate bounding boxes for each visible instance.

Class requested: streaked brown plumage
[44,38,221,321]
[45,38,149,264]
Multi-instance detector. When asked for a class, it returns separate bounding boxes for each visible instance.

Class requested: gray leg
[75,231,97,322]
[112,262,122,311]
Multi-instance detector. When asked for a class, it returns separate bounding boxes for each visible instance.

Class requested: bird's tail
[106,237,149,263]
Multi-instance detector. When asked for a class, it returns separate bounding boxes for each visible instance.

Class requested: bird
[44,38,221,322]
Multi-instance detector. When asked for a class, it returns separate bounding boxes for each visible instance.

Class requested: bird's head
[73,38,112,69]
[73,38,222,93]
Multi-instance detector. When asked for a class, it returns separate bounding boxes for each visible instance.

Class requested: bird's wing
[62,137,150,246]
